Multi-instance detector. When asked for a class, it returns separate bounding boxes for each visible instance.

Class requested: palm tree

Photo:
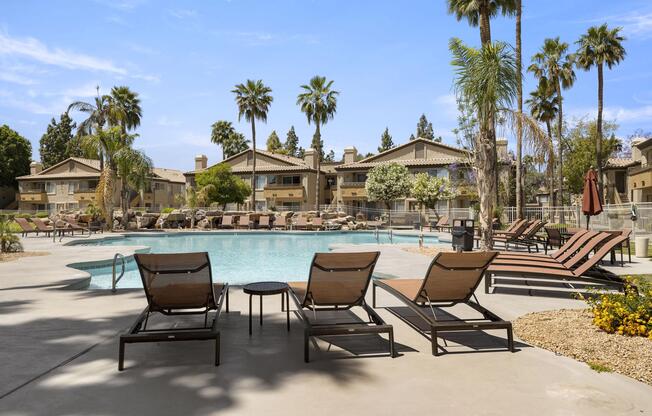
[297,76,339,209]
[211,120,236,160]
[108,86,142,134]
[576,24,626,202]
[114,147,153,227]
[526,84,559,214]
[447,0,517,45]
[515,0,523,218]
[67,86,112,169]
[450,38,550,250]
[232,80,273,211]
[528,38,575,210]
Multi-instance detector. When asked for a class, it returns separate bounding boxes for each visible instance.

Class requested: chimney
[30,162,43,175]
[632,137,645,163]
[304,148,318,170]
[496,138,509,161]
[343,146,358,164]
[195,154,207,171]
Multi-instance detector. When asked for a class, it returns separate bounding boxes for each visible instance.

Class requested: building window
[415,143,425,159]
[267,175,277,185]
[255,200,267,211]
[355,173,367,183]
[255,175,267,189]
[68,182,76,194]
[282,175,301,185]
[46,182,56,195]
[281,201,301,211]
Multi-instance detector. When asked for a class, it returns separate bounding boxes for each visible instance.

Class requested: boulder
[136,215,156,229]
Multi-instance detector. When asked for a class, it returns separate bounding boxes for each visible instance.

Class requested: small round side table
[242,281,290,335]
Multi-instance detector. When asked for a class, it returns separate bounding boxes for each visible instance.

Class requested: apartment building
[185,137,512,212]
[17,157,185,212]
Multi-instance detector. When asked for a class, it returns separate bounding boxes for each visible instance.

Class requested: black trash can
[451,219,475,252]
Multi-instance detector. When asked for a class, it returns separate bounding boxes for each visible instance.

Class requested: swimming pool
[74,232,440,289]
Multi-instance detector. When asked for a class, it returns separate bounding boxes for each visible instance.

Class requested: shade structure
[581,169,603,229]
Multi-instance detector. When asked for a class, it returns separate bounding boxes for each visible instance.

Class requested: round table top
[243,281,289,295]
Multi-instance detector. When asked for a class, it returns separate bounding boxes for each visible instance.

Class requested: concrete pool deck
[1,231,651,415]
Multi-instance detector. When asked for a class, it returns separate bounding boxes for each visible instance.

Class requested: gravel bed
[514,309,652,385]
[402,246,453,257]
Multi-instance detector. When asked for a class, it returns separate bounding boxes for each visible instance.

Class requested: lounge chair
[373,251,514,356]
[617,228,632,264]
[310,217,323,231]
[288,251,395,362]
[64,218,89,235]
[486,234,629,293]
[543,227,564,252]
[494,219,527,236]
[431,215,449,232]
[30,217,54,237]
[258,215,270,230]
[293,216,309,230]
[14,217,38,237]
[219,215,234,229]
[496,220,546,252]
[497,229,594,263]
[273,215,288,230]
[236,214,250,230]
[119,252,229,371]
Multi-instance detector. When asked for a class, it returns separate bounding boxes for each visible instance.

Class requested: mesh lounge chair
[486,234,629,293]
[119,252,229,371]
[497,229,594,263]
[494,219,527,236]
[30,217,54,236]
[236,214,250,230]
[373,251,514,356]
[14,217,38,237]
[219,215,234,229]
[496,220,547,252]
[431,215,449,232]
[258,215,271,230]
[64,218,89,235]
[310,217,323,231]
[288,251,395,362]
[293,216,309,230]
[273,215,288,230]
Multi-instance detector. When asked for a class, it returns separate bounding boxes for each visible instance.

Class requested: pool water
[77,232,439,288]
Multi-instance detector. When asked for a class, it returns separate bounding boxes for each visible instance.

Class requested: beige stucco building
[185,138,512,212]
[17,157,185,212]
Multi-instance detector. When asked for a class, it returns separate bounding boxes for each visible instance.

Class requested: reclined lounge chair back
[298,251,380,308]
[274,215,287,229]
[259,215,270,229]
[14,217,37,236]
[418,251,498,304]
[135,252,220,312]
[220,215,233,228]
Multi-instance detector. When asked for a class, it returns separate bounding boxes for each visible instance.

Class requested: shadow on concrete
[384,306,529,354]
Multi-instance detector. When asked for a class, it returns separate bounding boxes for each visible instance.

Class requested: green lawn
[629,274,652,283]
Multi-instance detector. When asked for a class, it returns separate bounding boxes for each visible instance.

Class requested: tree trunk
[546,121,555,220]
[251,119,257,211]
[314,123,321,211]
[556,79,565,223]
[479,2,492,45]
[103,167,115,230]
[596,63,604,203]
[476,128,495,250]
[515,0,523,219]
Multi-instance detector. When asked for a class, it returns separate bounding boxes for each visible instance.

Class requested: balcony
[263,184,305,201]
[19,191,47,203]
[340,182,367,199]
[74,190,97,202]
[628,165,652,190]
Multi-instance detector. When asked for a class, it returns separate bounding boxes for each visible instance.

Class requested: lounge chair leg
[215,333,220,366]
[226,289,230,313]
[431,328,439,356]
[389,328,396,358]
[118,339,125,371]
[507,326,515,352]
[304,331,310,363]
[484,274,491,294]
[372,283,377,308]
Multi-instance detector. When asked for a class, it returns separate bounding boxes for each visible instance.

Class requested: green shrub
[0,218,23,252]
[582,277,652,339]
[15,213,31,219]
[35,212,49,218]
[161,207,175,214]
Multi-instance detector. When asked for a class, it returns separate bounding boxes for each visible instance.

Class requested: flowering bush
[583,277,652,339]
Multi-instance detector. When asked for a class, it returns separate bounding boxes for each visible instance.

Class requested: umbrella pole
[586,215,590,230]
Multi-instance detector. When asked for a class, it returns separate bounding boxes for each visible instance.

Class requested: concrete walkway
[1,232,651,415]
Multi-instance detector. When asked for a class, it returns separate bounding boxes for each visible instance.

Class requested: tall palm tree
[515,0,523,218]
[232,80,273,211]
[68,86,112,169]
[576,24,626,202]
[109,86,142,135]
[526,84,559,212]
[528,38,575,210]
[447,0,517,208]
[297,76,339,210]
[450,38,549,249]
[114,146,153,227]
[447,0,517,45]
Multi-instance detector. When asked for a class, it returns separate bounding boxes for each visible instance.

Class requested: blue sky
[2,0,652,172]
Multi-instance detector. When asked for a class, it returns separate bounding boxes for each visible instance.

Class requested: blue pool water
[76,232,439,289]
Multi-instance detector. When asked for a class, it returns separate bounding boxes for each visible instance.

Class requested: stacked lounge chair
[119,252,229,371]
[495,220,547,252]
[236,215,250,230]
[288,251,395,362]
[431,215,449,232]
[219,215,234,229]
[31,217,54,236]
[258,215,271,230]
[373,251,514,356]
[273,215,288,230]
[14,218,38,237]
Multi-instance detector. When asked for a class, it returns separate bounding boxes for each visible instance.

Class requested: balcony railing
[628,164,651,176]
[74,189,97,202]
[263,184,305,201]
[19,192,47,203]
[340,181,366,188]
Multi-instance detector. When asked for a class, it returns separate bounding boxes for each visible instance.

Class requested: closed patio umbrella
[581,169,603,229]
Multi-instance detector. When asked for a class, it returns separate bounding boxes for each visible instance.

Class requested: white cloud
[568,105,652,123]
[0,70,36,85]
[92,0,147,11]
[156,116,181,127]
[60,82,102,98]
[180,132,212,148]
[583,11,652,40]
[0,89,65,115]
[0,31,127,75]
[168,9,198,19]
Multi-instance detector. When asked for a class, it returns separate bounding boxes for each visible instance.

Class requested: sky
[1,0,652,172]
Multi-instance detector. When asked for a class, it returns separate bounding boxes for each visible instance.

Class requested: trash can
[452,219,475,252]
[635,236,649,258]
